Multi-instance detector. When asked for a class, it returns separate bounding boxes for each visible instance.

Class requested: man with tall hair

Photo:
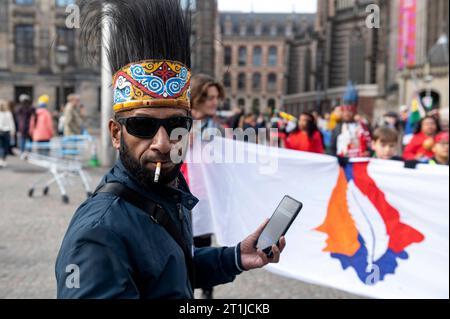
[55,0,286,299]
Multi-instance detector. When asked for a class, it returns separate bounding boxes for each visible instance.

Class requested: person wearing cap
[15,94,34,153]
[29,95,54,156]
[330,83,371,158]
[428,132,449,166]
[55,0,286,299]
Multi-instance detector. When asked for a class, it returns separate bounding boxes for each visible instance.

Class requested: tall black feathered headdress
[80,0,192,112]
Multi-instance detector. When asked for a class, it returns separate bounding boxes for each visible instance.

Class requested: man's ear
[109,119,122,150]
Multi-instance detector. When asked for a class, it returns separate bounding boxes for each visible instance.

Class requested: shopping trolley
[21,135,95,204]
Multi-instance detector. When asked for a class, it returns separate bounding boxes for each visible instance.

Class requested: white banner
[188,138,449,299]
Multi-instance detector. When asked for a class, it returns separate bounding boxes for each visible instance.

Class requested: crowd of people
[0,93,86,167]
[219,103,448,167]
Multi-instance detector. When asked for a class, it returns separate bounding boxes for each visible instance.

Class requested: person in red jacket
[285,112,324,154]
[403,115,442,161]
[29,95,54,155]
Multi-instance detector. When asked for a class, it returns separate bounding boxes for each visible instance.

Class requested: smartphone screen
[256,196,303,254]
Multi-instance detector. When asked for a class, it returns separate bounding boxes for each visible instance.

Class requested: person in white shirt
[0,99,16,168]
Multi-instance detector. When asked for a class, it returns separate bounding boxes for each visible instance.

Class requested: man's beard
[119,133,182,187]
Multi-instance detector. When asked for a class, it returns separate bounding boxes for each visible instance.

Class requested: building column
[0,0,9,70]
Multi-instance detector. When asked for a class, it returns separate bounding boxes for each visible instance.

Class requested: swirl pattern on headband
[112,59,191,111]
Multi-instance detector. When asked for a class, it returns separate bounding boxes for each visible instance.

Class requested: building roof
[220,12,315,37]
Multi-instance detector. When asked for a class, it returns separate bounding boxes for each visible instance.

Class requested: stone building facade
[0,0,100,127]
[283,0,449,123]
[217,12,315,113]
[0,0,219,128]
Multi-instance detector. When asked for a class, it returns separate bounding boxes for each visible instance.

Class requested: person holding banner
[285,112,324,154]
[429,132,449,166]
[403,115,442,161]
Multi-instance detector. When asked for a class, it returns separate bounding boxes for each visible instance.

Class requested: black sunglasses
[118,116,193,139]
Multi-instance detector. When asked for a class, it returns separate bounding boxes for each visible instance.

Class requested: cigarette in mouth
[154,162,162,183]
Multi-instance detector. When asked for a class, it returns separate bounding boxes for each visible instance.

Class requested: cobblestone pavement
[0,156,360,299]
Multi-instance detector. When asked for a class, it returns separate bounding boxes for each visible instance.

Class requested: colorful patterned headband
[112,59,191,113]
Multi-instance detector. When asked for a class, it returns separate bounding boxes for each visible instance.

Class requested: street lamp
[55,44,69,111]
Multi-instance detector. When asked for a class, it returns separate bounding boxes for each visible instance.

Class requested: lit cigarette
[154,162,162,183]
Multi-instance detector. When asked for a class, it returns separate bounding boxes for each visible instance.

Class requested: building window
[267,73,277,92]
[56,86,75,110]
[277,25,285,36]
[247,24,255,36]
[268,98,276,110]
[268,46,277,66]
[238,46,247,66]
[304,49,312,92]
[224,46,232,65]
[238,98,246,108]
[233,23,240,35]
[223,98,231,110]
[14,25,34,65]
[253,46,262,66]
[337,0,355,10]
[238,73,246,90]
[348,40,365,84]
[252,73,261,90]
[57,27,76,64]
[15,0,34,5]
[223,72,231,88]
[56,0,75,6]
[252,98,260,113]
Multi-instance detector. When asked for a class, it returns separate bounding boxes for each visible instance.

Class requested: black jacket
[55,160,243,299]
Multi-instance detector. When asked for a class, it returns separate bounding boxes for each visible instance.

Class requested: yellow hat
[278,111,297,122]
[38,95,50,106]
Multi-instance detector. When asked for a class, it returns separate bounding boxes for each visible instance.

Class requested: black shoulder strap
[94,182,195,288]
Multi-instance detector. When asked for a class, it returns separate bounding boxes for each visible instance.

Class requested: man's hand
[240,219,286,271]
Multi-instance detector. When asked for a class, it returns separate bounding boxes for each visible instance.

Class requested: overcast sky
[218,0,317,13]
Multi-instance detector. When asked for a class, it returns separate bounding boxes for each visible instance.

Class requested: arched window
[252,73,261,90]
[238,46,247,66]
[253,46,262,66]
[268,46,277,66]
[238,98,246,108]
[268,98,276,110]
[252,98,260,113]
[267,73,277,92]
[238,73,246,90]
